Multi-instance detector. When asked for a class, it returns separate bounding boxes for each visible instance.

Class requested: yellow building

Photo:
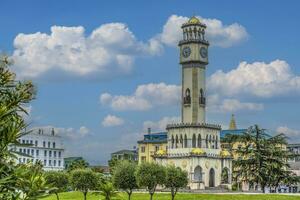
[137,129,168,164]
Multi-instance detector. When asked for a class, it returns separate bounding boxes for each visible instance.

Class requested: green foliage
[136,162,166,200]
[0,55,37,199]
[15,162,51,200]
[70,169,99,200]
[45,171,69,200]
[95,182,118,200]
[233,125,297,192]
[67,159,89,172]
[108,158,121,175]
[113,161,137,200]
[165,165,188,200]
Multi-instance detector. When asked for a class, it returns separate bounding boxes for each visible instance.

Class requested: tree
[0,55,36,199]
[233,125,296,193]
[70,169,99,200]
[113,161,137,200]
[96,182,118,200]
[136,162,166,200]
[165,165,188,200]
[67,159,89,172]
[108,158,121,175]
[45,171,69,200]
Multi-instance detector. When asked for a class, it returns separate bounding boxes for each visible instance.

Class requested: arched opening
[180,135,183,148]
[192,134,196,148]
[175,135,178,149]
[221,168,230,184]
[212,136,215,149]
[194,166,203,182]
[171,135,174,149]
[206,135,208,148]
[184,88,191,104]
[209,135,212,148]
[209,168,215,187]
[199,88,205,104]
[197,134,201,148]
[184,134,187,148]
[215,136,218,149]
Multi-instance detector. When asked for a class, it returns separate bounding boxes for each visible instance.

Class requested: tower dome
[188,16,201,24]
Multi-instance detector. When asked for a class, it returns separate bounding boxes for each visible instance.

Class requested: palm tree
[96,182,118,200]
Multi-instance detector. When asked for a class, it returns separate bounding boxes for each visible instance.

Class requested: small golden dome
[220,149,231,157]
[191,148,205,155]
[188,16,201,24]
[156,149,167,156]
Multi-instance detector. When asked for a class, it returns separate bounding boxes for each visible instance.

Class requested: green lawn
[42,191,300,200]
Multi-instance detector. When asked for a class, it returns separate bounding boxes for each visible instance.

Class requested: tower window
[199,88,206,105]
[192,134,196,148]
[183,88,191,105]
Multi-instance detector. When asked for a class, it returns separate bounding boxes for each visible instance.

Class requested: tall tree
[45,171,69,200]
[233,125,296,193]
[113,161,137,200]
[0,55,36,199]
[165,166,188,200]
[136,162,166,200]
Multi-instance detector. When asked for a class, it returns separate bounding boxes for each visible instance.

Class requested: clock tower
[179,16,209,124]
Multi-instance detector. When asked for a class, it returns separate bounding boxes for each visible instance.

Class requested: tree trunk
[150,192,154,200]
[83,191,87,200]
[128,190,132,200]
[55,193,60,200]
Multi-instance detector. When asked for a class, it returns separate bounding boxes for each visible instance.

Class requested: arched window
[199,88,205,105]
[221,168,230,184]
[180,135,183,148]
[209,135,212,148]
[215,136,218,149]
[175,135,178,149]
[206,135,208,148]
[184,88,191,104]
[192,134,196,148]
[194,166,203,182]
[212,136,215,149]
[171,135,174,149]
[197,134,201,148]
[184,134,188,148]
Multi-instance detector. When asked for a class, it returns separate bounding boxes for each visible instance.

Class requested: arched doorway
[221,168,229,184]
[209,168,215,187]
[194,166,202,182]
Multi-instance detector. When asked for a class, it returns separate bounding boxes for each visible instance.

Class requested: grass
[42,191,300,200]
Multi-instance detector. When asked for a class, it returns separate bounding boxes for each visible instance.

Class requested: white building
[10,127,65,171]
[154,16,232,190]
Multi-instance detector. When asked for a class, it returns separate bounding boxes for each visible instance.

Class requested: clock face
[200,47,208,58]
[182,47,191,58]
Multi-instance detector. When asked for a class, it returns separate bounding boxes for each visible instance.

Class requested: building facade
[10,127,65,171]
[111,149,138,162]
[154,17,232,190]
[138,129,168,164]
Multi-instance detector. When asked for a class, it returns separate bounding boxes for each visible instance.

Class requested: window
[35,140,38,147]
[30,140,33,144]
[19,148,22,152]
[192,134,196,148]
[197,134,202,148]
[155,146,159,152]
[48,142,50,148]
[141,146,145,153]
[53,142,56,148]
[58,160,61,166]
[19,158,22,163]
[23,149,26,153]
[58,151,61,158]
[43,141,46,147]
[184,134,188,148]
[141,156,146,162]
[44,160,47,166]
[49,160,52,166]
[36,150,39,156]
[31,149,34,155]
[54,160,56,166]
[22,140,25,144]
[44,150,47,157]
[23,158,26,163]
[49,151,52,157]
[54,151,56,157]
[27,149,30,154]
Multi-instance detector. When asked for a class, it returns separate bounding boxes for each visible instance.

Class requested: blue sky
[1,0,300,164]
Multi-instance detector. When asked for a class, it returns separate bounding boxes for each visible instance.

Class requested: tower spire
[229,114,237,130]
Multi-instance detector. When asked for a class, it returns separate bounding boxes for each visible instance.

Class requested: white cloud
[207,94,264,113]
[276,126,300,142]
[102,115,124,127]
[100,82,181,111]
[208,60,300,98]
[143,116,180,132]
[11,23,162,80]
[159,15,248,48]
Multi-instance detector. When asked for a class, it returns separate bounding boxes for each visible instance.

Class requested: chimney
[147,127,151,134]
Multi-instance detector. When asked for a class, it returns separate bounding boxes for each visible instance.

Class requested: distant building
[10,127,65,171]
[64,156,85,169]
[111,149,138,161]
[138,128,168,164]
